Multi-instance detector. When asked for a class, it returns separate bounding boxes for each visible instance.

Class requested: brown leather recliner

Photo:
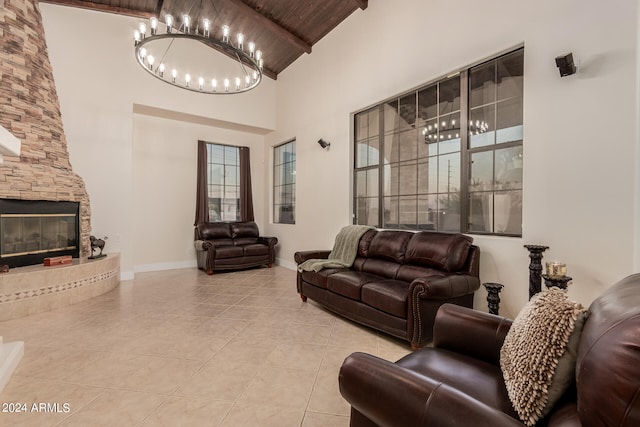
[194,221,277,274]
[339,273,640,426]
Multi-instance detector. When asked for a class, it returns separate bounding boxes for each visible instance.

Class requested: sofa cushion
[500,288,587,426]
[357,229,378,258]
[367,230,412,264]
[361,280,409,318]
[396,265,446,282]
[240,243,269,257]
[198,222,232,240]
[235,237,259,245]
[302,269,344,289]
[327,271,381,300]
[405,232,472,272]
[397,348,518,419]
[214,245,244,259]
[360,258,401,279]
[231,222,259,238]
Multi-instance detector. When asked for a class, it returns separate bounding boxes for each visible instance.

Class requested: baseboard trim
[133,260,198,274]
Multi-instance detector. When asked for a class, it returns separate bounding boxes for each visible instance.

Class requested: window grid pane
[206,143,240,222]
[353,47,523,236]
[273,140,296,224]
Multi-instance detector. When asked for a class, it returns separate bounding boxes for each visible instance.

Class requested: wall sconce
[317,138,330,149]
[555,52,576,77]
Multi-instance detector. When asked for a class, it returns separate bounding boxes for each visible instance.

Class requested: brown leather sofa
[194,221,277,274]
[339,273,640,427]
[294,229,480,348]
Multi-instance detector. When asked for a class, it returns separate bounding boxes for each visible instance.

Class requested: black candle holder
[483,282,504,315]
[542,274,572,290]
[524,244,549,299]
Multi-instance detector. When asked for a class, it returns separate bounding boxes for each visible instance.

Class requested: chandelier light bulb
[203,19,211,37]
[222,25,230,43]
[212,79,217,92]
[147,55,154,70]
[139,47,147,61]
[134,30,141,45]
[165,14,174,33]
[198,77,204,90]
[158,63,165,77]
[185,73,191,87]
[138,22,147,37]
[237,33,244,50]
[171,68,177,82]
[245,75,250,87]
[235,77,241,90]
[183,14,191,33]
[150,17,158,35]
[224,78,230,92]
[255,50,262,61]
[248,42,255,57]
[253,71,258,82]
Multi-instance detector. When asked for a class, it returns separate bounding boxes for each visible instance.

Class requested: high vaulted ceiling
[40,0,369,80]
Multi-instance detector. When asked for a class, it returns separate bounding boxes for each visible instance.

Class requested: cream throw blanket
[297,225,374,272]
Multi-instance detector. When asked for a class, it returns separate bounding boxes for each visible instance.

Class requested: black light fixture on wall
[318,138,331,149]
[555,52,576,77]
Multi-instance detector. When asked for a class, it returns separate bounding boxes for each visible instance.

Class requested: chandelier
[133,7,264,94]
[423,119,489,143]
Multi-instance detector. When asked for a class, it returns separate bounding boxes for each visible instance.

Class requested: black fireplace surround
[0,199,80,268]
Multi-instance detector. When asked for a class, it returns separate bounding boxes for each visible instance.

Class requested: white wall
[265,0,639,317]
[40,4,276,279]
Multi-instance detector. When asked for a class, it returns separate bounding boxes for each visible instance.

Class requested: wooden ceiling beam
[225,0,312,54]
[39,0,156,18]
[353,0,368,10]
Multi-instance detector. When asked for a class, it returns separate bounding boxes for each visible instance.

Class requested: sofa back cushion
[367,230,412,264]
[231,222,259,239]
[231,222,260,245]
[357,229,378,258]
[197,222,232,240]
[405,232,473,272]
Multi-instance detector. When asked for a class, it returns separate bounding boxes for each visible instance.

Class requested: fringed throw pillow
[500,288,587,426]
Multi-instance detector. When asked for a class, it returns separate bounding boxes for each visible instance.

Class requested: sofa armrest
[257,236,278,247]
[339,352,524,427]
[294,250,331,264]
[194,239,214,251]
[433,304,512,366]
[409,274,480,300]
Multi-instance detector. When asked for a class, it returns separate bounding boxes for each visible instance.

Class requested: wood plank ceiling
[39,0,369,80]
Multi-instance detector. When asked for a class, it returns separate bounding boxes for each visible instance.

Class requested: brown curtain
[240,146,254,222]
[194,140,209,225]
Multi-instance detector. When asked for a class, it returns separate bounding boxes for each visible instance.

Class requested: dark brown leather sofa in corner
[339,273,640,427]
[295,229,480,348]
[194,221,277,274]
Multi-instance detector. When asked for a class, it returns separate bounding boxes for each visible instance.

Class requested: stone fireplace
[0,0,91,259]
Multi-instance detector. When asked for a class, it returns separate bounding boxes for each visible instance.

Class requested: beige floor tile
[139,396,233,427]
[56,389,165,427]
[302,412,351,427]
[0,266,400,426]
[220,402,304,427]
[239,365,316,410]
[264,342,326,372]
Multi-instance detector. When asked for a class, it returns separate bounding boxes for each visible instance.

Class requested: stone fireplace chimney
[0,0,91,257]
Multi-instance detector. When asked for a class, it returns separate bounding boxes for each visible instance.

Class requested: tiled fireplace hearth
[0,253,120,321]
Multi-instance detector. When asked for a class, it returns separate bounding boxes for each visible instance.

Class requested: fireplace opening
[0,199,80,268]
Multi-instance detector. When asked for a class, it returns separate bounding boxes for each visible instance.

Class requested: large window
[273,140,296,224]
[354,48,523,236]
[207,143,240,222]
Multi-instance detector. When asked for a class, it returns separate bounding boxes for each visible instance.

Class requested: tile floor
[0,266,411,426]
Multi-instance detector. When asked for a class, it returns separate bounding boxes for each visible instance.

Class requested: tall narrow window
[273,140,296,224]
[207,143,240,222]
[353,48,523,236]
